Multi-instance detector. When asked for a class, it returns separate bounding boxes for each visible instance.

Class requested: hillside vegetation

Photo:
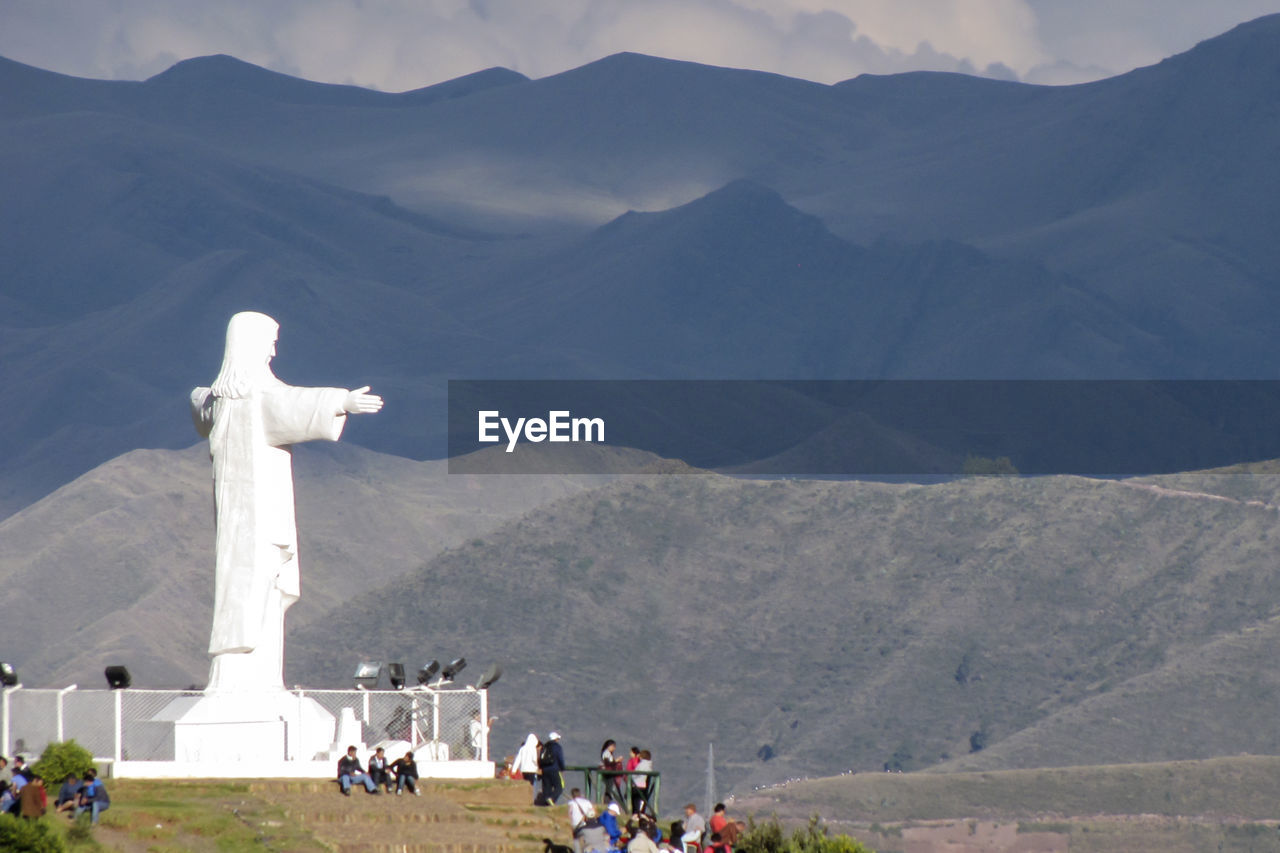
[285,464,1280,804]
[0,442,606,687]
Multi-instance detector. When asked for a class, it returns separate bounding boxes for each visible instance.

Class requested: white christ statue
[190,311,383,693]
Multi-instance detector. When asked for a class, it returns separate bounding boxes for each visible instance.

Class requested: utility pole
[705,742,716,815]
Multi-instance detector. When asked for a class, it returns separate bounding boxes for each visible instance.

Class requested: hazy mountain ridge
[281,464,1280,803]
[6,17,1280,511]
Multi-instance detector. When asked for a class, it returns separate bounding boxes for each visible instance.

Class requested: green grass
[84,779,329,852]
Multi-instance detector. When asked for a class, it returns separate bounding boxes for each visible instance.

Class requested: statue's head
[211,311,280,399]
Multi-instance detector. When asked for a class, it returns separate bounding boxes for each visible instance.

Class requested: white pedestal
[152,691,336,763]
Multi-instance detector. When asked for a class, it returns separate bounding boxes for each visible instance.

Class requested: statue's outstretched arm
[343,386,384,415]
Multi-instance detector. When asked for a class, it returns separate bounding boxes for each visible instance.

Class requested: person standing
[470,711,497,760]
[600,739,625,804]
[630,750,654,817]
[538,731,566,805]
[511,733,541,802]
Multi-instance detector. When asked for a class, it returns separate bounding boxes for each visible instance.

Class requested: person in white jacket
[511,733,541,801]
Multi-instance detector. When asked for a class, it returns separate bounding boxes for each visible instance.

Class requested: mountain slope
[472,180,1168,378]
[0,443,607,687]
[286,465,1280,804]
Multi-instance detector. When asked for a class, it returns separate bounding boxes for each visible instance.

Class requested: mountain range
[5,15,1280,511]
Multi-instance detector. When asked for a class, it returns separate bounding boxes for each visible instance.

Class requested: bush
[961,455,1019,476]
[32,740,94,785]
[0,813,68,853]
[738,815,874,853]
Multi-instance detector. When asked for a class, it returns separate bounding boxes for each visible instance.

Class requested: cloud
[2,0,1278,91]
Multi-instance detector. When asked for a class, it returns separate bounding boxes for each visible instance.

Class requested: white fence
[1,684,488,767]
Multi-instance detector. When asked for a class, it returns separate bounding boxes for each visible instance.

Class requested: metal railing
[1,684,488,764]
[569,765,661,817]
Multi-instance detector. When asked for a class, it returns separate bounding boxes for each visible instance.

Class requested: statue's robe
[191,382,348,691]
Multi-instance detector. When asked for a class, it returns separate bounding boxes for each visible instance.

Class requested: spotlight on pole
[353,661,383,690]
[416,660,440,685]
[386,662,406,690]
[104,666,131,689]
[0,662,18,687]
[475,663,502,690]
[441,657,467,682]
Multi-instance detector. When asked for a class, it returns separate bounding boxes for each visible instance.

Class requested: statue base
[152,690,336,763]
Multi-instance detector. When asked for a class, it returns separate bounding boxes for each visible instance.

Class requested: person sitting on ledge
[368,746,393,793]
[392,750,421,796]
[337,746,378,796]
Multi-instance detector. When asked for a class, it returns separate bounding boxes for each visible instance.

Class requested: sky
[3,0,1280,90]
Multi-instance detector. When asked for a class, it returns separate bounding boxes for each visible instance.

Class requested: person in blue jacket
[75,768,110,823]
[538,731,567,804]
[600,801,623,849]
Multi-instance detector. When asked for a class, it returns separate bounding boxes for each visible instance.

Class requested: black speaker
[104,666,131,689]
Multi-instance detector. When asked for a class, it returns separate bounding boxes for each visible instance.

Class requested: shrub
[0,813,68,853]
[962,455,1019,476]
[32,740,95,785]
[738,815,874,853]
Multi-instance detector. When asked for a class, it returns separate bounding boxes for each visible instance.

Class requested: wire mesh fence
[1,685,488,764]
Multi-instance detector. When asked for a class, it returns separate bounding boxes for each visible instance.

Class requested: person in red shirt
[709,803,729,836]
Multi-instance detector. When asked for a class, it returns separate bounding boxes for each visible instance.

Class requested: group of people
[563,790,741,853]
[510,731,567,805]
[0,755,111,823]
[598,740,655,818]
[335,745,421,796]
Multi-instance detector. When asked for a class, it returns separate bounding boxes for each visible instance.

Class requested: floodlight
[441,657,467,681]
[353,661,383,689]
[104,666,131,689]
[386,662,407,689]
[475,663,502,690]
[416,660,440,685]
[0,662,17,687]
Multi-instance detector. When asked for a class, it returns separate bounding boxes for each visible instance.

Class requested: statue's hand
[344,386,384,415]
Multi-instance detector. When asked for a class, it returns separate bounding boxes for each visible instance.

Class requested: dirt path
[1113,480,1279,511]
